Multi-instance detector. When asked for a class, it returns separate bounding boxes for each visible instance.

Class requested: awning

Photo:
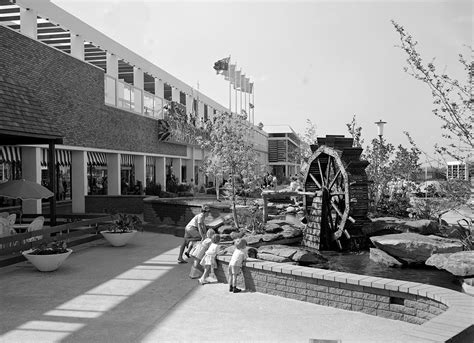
[121,154,135,167]
[146,156,155,166]
[87,152,107,167]
[41,148,72,167]
[0,146,21,163]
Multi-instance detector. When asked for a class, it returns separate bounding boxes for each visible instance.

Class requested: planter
[101,230,137,247]
[22,248,73,272]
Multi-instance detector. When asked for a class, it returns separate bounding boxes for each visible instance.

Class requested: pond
[320,250,463,292]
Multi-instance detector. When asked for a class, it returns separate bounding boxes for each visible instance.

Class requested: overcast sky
[53,0,471,161]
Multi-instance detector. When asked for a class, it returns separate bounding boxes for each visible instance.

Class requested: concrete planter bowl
[22,248,73,272]
[101,230,137,247]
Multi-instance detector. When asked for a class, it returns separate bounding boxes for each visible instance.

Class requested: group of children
[178,205,249,293]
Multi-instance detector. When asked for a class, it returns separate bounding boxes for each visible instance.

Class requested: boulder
[402,220,441,235]
[370,233,464,264]
[257,253,292,263]
[281,227,303,239]
[426,251,474,277]
[292,249,328,266]
[258,245,298,259]
[217,225,235,235]
[262,233,284,242]
[369,248,404,267]
[244,235,263,246]
[219,234,233,242]
[362,218,441,237]
[264,222,283,233]
[286,206,297,213]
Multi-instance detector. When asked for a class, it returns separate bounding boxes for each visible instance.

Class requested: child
[228,238,248,293]
[178,204,210,263]
[191,229,215,269]
[198,234,221,285]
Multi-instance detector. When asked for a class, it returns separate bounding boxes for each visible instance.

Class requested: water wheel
[303,135,370,251]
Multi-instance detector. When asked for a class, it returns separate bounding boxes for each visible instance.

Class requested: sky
[52,0,472,161]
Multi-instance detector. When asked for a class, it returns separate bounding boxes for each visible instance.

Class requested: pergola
[0,75,63,225]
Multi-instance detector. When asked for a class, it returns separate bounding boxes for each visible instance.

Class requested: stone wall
[215,256,474,342]
[85,195,146,214]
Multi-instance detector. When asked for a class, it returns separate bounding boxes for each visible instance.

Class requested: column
[106,53,118,78]
[155,157,166,190]
[70,33,84,60]
[186,94,193,116]
[21,147,41,214]
[107,153,120,195]
[155,78,164,98]
[171,87,180,103]
[20,8,37,39]
[172,158,182,183]
[135,155,146,195]
[133,67,144,114]
[71,151,87,213]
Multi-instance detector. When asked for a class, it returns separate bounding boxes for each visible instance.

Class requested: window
[180,92,186,106]
[164,83,172,101]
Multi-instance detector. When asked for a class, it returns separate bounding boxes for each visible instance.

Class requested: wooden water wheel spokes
[309,150,352,246]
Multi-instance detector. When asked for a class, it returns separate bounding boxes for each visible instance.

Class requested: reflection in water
[320,250,462,292]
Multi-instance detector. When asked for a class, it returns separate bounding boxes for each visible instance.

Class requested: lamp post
[375,119,387,140]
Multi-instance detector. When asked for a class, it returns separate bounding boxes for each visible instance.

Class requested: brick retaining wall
[216,256,474,342]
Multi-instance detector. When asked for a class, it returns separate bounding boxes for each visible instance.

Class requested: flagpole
[240,80,243,116]
[252,85,255,125]
[235,68,238,115]
[228,55,231,114]
[244,84,247,121]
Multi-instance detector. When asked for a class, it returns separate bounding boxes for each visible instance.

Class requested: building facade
[0,0,267,213]
[264,125,301,182]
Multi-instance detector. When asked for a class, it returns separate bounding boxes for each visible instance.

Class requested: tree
[346,115,364,148]
[198,112,259,227]
[389,145,422,181]
[392,20,473,160]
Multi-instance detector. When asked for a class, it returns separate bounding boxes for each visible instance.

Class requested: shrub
[145,182,161,196]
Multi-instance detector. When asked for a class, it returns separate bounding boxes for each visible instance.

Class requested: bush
[145,182,161,196]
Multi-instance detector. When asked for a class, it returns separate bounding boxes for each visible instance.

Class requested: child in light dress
[228,238,248,293]
[190,229,215,271]
[199,234,221,285]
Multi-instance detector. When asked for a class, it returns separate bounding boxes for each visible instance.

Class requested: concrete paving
[0,231,419,343]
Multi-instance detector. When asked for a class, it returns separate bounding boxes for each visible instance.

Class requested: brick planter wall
[85,195,146,214]
[215,256,474,342]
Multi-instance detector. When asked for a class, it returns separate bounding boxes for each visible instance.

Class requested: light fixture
[374,119,387,139]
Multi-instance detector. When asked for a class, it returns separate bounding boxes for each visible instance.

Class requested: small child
[228,238,248,293]
[191,229,215,267]
[199,234,221,285]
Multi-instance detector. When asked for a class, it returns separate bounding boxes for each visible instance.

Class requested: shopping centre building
[0,0,268,214]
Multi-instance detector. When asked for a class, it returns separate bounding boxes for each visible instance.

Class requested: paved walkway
[0,231,419,343]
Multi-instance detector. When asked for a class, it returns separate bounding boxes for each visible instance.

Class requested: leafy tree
[299,119,318,161]
[346,115,364,148]
[389,144,422,181]
[392,20,473,160]
[198,112,259,227]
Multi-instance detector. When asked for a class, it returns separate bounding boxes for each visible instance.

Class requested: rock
[262,233,284,242]
[426,251,474,277]
[257,253,292,263]
[370,233,464,264]
[217,225,235,235]
[244,235,263,246]
[362,218,441,237]
[281,227,303,239]
[276,204,285,210]
[292,249,328,266]
[219,234,233,242]
[267,219,288,226]
[264,222,283,233]
[369,248,404,267]
[222,245,235,255]
[230,231,245,240]
[286,206,297,213]
[258,245,298,259]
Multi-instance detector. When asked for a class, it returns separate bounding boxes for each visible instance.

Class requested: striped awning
[146,156,155,166]
[0,146,21,163]
[87,152,107,166]
[41,149,72,167]
[121,154,135,167]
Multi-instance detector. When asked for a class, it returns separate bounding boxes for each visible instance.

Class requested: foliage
[408,179,471,220]
[236,201,266,234]
[296,119,318,163]
[166,174,179,193]
[105,213,142,233]
[389,145,422,181]
[30,240,68,255]
[145,182,161,196]
[198,112,260,227]
[392,21,473,160]
[346,115,364,148]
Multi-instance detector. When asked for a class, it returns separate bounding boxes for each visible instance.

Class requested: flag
[249,103,254,109]
[245,77,250,93]
[249,82,254,93]
[224,64,236,84]
[241,74,246,92]
[213,57,230,74]
[234,70,241,89]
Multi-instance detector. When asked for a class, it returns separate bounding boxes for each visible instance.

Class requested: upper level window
[180,92,186,106]
[164,83,172,101]
[204,105,208,122]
